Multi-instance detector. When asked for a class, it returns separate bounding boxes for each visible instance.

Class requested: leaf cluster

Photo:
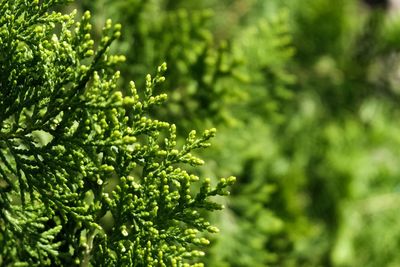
[0,1,233,266]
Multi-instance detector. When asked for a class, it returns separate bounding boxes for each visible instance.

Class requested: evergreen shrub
[0,1,234,266]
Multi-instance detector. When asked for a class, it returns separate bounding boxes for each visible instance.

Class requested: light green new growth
[0,1,234,266]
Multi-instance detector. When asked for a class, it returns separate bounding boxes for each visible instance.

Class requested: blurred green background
[70,0,400,266]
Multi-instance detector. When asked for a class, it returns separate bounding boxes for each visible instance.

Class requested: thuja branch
[0,1,234,266]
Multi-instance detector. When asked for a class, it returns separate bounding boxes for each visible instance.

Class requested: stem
[80,229,97,267]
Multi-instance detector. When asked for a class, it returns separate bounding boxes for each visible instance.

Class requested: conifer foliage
[0,1,234,266]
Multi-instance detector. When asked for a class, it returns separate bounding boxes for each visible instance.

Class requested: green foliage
[97,2,296,265]
[200,10,297,267]
[4,0,400,266]
[74,0,243,131]
[258,1,400,266]
[0,1,234,266]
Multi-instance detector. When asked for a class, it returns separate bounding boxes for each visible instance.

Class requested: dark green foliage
[0,1,234,266]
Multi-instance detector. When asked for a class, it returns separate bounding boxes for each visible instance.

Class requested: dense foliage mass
[2,0,400,266]
[0,1,234,266]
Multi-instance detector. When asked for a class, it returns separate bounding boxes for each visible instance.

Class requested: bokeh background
[68,0,400,266]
